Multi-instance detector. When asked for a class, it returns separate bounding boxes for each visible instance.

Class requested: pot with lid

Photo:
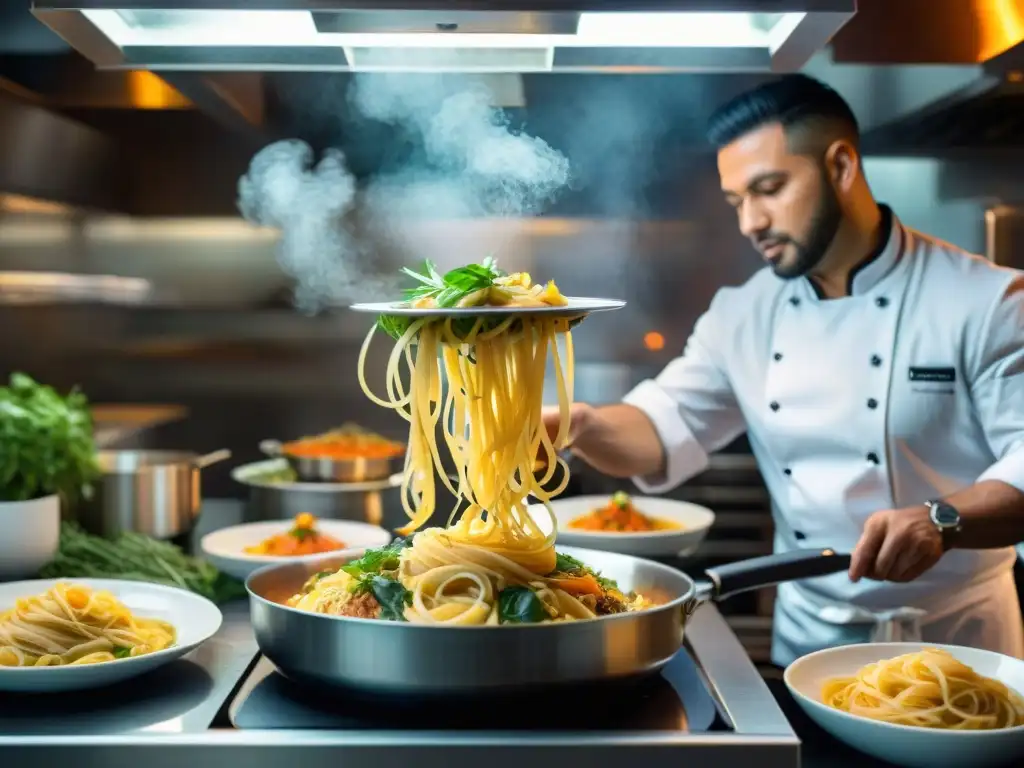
[77,449,231,539]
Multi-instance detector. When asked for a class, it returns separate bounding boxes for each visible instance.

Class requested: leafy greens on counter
[40,522,247,604]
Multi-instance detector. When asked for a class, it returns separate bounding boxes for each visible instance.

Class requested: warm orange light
[643,331,665,351]
[975,0,1024,61]
[127,71,191,110]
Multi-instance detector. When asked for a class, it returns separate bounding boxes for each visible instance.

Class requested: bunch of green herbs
[39,522,247,604]
[0,373,99,503]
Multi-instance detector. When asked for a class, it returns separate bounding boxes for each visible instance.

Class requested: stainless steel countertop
[2,499,802,768]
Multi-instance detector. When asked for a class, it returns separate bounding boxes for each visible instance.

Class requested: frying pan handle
[704,548,852,601]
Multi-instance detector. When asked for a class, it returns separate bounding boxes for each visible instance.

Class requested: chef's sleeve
[621,292,746,493]
[973,275,1024,493]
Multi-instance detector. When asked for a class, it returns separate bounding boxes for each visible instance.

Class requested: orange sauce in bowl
[244,514,347,557]
[568,492,682,533]
[280,423,404,461]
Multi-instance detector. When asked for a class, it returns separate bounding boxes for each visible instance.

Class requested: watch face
[931,501,960,527]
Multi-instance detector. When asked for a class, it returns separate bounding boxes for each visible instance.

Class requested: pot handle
[194,449,232,469]
[704,548,852,602]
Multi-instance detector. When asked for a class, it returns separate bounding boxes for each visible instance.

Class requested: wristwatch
[925,499,962,550]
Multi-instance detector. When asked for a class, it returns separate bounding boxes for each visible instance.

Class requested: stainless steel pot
[78,449,231,539]
[247,546,851,695]
[259,438,404,483]
[232,459,404,529]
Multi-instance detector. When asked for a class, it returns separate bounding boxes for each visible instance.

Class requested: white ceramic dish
[0,578,222,693]
[0,494,60,579]
[200,519,393,581]
[532,495,715,557]
[350,297,625,318]
[785,642,1024,768]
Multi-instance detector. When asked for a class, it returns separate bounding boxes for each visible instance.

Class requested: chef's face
[718,122,843,279]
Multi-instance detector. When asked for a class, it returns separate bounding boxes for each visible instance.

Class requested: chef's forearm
[945,480,1024,550]
[569,404,667,479]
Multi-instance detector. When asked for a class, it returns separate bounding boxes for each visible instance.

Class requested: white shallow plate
[533,495,715,557]
[350,296,625,318]
[785,642,1024,768]
[201,519,393,582]
[0,578,222,693]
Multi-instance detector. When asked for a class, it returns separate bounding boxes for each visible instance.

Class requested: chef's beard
[772,170,843,280]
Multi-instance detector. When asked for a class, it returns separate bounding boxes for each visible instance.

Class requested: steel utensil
[77,449,232,539]
[247,546,851,695]
[259,438,403,483]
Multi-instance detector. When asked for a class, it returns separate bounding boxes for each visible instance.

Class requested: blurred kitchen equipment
[259,436,403,483]
[232,458,403,529]
[78,449,231,539]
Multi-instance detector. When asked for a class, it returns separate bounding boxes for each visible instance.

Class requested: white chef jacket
[622,205,1024,665]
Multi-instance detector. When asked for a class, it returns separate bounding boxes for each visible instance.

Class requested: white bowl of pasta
[537,494,715,557]
[0,578,222,692]
[785,642,1024,768]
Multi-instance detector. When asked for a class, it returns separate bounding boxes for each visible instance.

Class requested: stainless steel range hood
[806,0,1024,150]
[32,2,856,74]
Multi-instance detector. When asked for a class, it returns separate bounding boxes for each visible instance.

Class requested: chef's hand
[849,506,944,583]
[540,402,593,449]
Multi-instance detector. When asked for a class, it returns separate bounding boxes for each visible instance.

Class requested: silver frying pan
[246,546,851,695]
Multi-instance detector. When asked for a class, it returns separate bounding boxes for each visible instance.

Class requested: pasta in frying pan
[290,260,651,624]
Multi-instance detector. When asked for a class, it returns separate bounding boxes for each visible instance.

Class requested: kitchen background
[2,0,1024,660]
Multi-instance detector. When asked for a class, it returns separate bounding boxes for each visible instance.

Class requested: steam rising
[238,75,570,313]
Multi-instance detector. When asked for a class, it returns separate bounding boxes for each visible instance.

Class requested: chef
[546,74,1024,666]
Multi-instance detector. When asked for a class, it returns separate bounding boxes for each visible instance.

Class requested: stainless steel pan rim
[246,544,697,633]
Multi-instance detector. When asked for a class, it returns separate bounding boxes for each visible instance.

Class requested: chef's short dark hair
[706,74,860,154]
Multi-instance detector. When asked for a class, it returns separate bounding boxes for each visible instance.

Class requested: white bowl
[532,495,715,557]
[785,642,1024,768]
[0,495,61,579]
[200,519,393,581]
[0,578,222,692]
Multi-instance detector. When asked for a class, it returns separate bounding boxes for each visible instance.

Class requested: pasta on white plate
[291,259,649,625]
[0,582,176,667]
[822,648,1024,731]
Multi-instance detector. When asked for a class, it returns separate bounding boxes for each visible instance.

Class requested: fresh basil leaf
[341,537,413,577]
[112,646,132,659]
[365,575,412,622]
[498,586,547,624]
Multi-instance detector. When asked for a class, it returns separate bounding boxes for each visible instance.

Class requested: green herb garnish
[112,646,133,659]
[498,586,548,624]
[550,551,619,591]
[352,574,412,621]
[341,537,414,577]
[377,258,504,340]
